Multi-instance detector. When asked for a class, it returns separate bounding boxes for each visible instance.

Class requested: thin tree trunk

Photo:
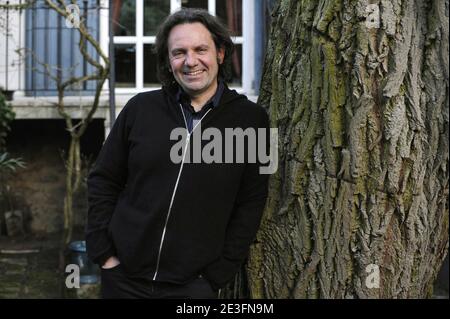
[63,136,80,245]
[248,0,449,298]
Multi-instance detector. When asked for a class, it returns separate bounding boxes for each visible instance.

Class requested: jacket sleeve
[85,96,136,266]
[203,108,271,291]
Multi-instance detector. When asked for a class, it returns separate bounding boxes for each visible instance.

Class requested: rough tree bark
[247,0,449,298]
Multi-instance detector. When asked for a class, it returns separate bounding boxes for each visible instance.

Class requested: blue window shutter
[25,0,99,96]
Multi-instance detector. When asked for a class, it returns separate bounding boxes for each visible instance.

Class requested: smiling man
[86,8,270,299]
[168,22,224,110]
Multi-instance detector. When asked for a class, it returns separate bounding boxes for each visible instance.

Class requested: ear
[217,47,225,64]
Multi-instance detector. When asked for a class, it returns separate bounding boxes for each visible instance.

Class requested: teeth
[185,70,203,76]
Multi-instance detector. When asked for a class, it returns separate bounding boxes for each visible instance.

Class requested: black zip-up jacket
[86,84,270,290]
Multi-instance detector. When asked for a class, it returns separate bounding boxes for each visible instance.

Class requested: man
[86,8,270,299]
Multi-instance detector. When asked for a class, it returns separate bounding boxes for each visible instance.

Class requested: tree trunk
[248,0,449,298]
[63,136,81,245]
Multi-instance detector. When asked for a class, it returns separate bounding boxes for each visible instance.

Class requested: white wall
[0,1,26,92]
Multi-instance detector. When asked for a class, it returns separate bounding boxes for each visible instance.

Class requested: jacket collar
[163,79,243,108]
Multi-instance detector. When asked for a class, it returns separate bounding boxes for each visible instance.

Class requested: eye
[172,50,184,58]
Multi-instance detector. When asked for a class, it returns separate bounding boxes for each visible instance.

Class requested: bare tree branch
[44,0,109,64]
[0,0,35,10]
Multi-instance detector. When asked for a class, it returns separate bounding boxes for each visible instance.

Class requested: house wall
[4,119,104,234]
[0,0,25,92]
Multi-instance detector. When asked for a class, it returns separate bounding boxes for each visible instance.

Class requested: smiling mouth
[184,70,205,76]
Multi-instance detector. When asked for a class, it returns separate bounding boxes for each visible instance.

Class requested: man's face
[167,22,225,98]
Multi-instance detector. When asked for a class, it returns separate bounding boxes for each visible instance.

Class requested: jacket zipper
[152,104,212,280]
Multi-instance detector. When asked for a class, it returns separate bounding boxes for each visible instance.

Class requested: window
[107,0,256,95]
[24,0,100,96]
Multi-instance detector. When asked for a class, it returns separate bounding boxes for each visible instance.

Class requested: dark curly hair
[155,8,234,88]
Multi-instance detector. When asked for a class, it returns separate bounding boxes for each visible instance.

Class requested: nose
[184,51,198,67]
